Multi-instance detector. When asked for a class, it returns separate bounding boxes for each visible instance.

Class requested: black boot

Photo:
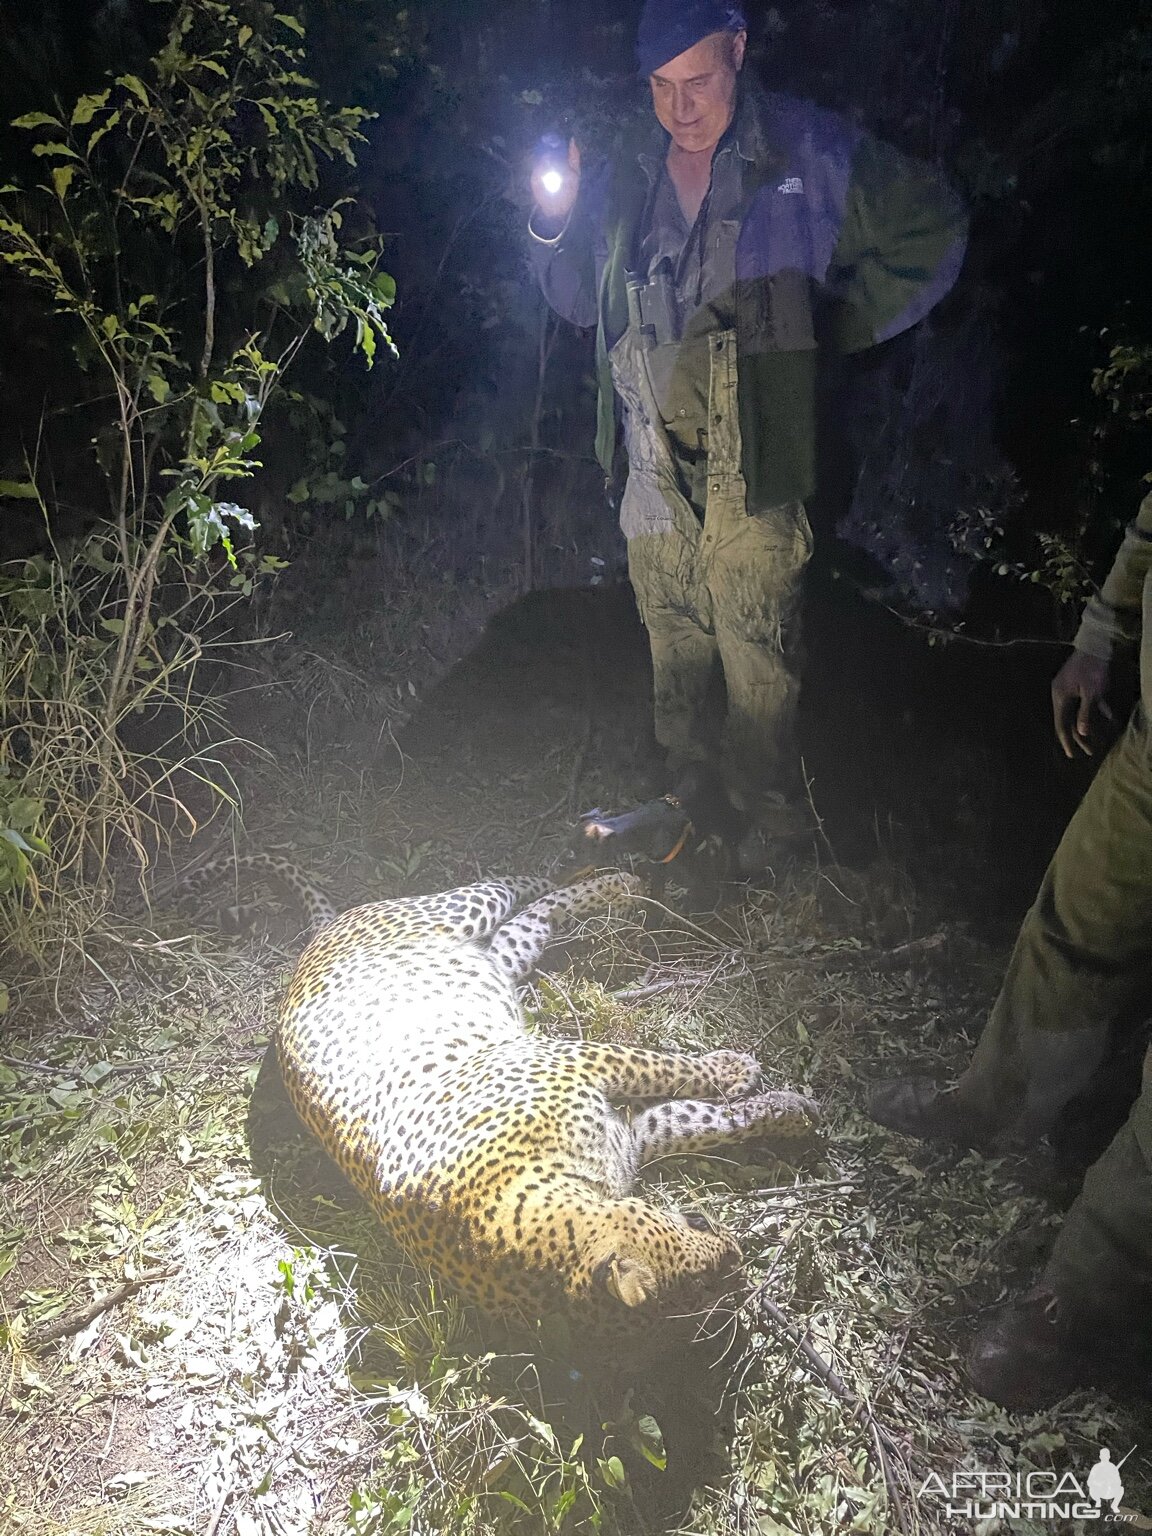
[967,1286,1149,1410]
[867,1076,990,1146]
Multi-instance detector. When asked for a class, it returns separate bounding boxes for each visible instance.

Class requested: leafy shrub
[0,0,396,952]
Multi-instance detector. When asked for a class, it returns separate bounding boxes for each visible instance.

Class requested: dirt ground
[1,562,1149,1536]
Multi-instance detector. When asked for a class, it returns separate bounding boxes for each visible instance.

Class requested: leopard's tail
[170,852,338,933]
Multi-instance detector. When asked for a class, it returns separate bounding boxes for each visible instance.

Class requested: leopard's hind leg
[401,877,555,942]
[487,871,641,981]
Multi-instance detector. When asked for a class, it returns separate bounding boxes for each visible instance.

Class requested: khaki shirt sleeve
[1073,490,1152,661]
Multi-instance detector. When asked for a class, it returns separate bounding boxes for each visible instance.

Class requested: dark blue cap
[636,0,747,77]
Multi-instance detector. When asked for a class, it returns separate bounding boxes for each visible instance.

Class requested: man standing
[529,0,966,867]
[870,490,1152,1408]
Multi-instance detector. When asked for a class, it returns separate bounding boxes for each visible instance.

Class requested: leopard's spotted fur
[181,857,819,1337]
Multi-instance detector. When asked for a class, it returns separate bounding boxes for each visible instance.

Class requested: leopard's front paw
[739,1090,821,1138]
[702,1050,762,1098]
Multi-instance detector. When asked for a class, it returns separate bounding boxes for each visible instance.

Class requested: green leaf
[31,142,80,161]
[71,90,111,127]
[599,1455,627,1490]
[0,481,39,499]
[238,25,253,47]
[145,374,170,404]
[196,57,228,78]
[208,380,244,404]
[51,165,76,199]
[493,1492,530,1514]
[632,1413,667,1471]
[116,73,149,106]
[11,112,62,131]
[551,1489,577,1522]
[7,798,45,829]
[87,109,122,154]
[274,13,306,37]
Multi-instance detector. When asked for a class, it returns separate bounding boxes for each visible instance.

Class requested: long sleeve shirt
[1074,491,1152,665]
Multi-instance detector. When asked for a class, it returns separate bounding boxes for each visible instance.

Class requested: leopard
[172,851,339,932]
[179,855,820,1339]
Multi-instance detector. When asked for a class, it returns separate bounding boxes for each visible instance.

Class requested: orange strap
[658,821,694,864]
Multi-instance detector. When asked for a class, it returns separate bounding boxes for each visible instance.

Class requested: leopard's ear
[600,1254,657,1308]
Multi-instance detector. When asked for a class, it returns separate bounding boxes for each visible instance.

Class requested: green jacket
[531,86,968,513]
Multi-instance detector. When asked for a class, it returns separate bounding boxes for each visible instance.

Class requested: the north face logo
[777,176,804,194]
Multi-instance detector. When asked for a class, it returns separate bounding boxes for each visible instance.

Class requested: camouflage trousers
[627,490,812,800]
[956,701,1152,1318]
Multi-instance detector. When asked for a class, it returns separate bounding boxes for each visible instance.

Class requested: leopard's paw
[702,1050,762,1098]
[739,1090,821,1138]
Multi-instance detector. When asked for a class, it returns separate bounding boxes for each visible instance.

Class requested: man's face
[648,30,746,156]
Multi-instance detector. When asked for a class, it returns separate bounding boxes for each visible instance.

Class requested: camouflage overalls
[608,135,811,797]
[530,85,967,809]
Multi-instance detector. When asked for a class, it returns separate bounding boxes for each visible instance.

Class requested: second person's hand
[1051,649,1114,757]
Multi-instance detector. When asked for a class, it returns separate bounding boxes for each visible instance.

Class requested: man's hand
[1051,649,1113,757]
[531,138,581,225]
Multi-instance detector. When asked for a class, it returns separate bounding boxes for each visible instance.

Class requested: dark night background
[1,0,1151,911]
[4,0,1151,572]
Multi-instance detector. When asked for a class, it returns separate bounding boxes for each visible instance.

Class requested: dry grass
[0,531,253,999]
[3,863,1149,1536]
[2,563,1150,1535]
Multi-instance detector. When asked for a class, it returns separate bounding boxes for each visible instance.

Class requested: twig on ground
[612,949,745,1003]
[754,931,947,976]
[800,756,835,864]
[611,977,687,1003]
[28,1266,180,1347]
[1,1053,167,1079]
[533,969,582,1031]
[727,1178,857,1199]
[0,1054,56,1071]
[97,1397,118,1462]
[746,1286,912,1535]
[205,1484,235,1536]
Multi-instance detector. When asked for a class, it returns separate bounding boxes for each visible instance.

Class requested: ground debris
[3,582,1149,1535]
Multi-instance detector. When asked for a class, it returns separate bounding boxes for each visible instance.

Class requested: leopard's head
[567,1199,745,1336]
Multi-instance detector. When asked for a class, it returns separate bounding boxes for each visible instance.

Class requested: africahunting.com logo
[917,1447,1152,1526]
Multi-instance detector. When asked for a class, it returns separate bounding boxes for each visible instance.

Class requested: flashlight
[535,132,570,203]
